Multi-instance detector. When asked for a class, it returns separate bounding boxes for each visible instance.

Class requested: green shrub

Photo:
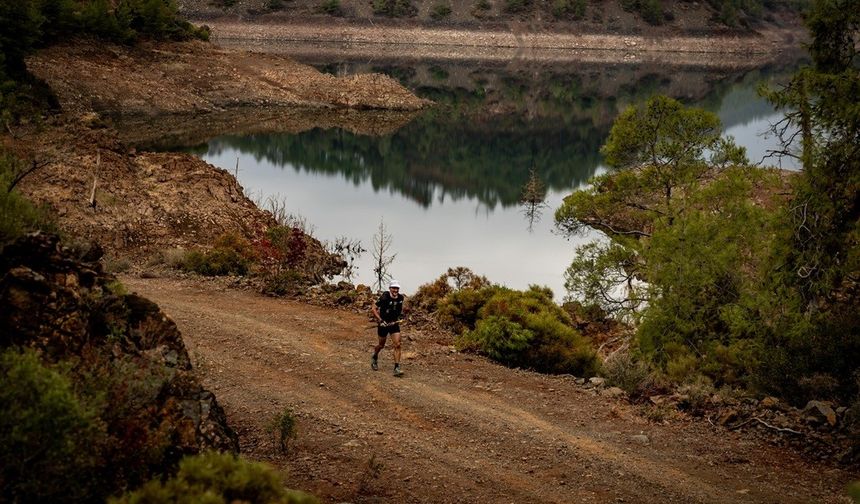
[181,232,254,276]
[848,481,860,503]
[183,248,248,276]
[267,408,298,454]
[160,247,189,268]
[72,352,181,489]
[371,0,417,16]
[411,267,490,313]
[676,377,716,416]
[0,184,57,244]
[0,151,57,244]
[0,347,104,503]
[437,285,499,333]
[457,287,600,376]
[265,0,286,9]
[430,2,452,18]
[617,0,662,25]
[112,451,319,504]
[263,270,306,296]
[318,0,344,15]
[103,254,133,273]
[551,0,586,19]
[504,0,529,12]
[639,0,662,24]
[472,0,491,14]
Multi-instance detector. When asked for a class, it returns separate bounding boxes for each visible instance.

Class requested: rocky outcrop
[0,233,239,461]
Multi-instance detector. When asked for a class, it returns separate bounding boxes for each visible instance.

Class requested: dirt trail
[123,276,852,503]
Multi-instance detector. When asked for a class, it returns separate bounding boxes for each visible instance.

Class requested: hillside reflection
[196,55,802,209]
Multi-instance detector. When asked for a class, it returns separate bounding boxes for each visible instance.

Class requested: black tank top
[376,291,404,322]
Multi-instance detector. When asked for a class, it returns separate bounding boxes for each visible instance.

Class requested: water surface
[192,49,803,297]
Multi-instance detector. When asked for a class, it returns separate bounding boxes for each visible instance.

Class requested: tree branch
[7,159,51,193]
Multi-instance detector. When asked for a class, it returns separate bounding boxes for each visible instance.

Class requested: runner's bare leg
[374,336,387,356]
[391,332,401,365]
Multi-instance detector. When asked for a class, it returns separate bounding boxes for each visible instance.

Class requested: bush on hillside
[601,350,663,399]
[551,0,586,19]
[0,150,57,244]
[436,284,499,333]
[267,408,298,454]
[430,2,453,19]
[181,232,255,276]
[318,0,344,15]
[456,286,600,376]
[504,0,530,13]
[255,224,348,290]
[0,347,104,503]
[619,0,663,25]
[371,0,417,17]
[112,451,319,504]
[411,266,491,314]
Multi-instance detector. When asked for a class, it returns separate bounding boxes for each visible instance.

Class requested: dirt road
[124,276,853,503]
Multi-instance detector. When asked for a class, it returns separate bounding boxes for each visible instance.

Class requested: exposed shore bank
[202,19,804,59]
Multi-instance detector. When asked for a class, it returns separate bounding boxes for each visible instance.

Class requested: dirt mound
[26,39,430,119]
[8,122,271,258]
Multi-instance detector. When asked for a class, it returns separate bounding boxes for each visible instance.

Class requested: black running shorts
[377,323,401,338]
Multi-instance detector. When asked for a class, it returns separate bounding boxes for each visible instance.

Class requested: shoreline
[201,19,803,57]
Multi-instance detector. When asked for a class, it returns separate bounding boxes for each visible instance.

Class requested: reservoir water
[189,45,802,297]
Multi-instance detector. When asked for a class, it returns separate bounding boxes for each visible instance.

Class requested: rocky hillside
[0,233,238,500]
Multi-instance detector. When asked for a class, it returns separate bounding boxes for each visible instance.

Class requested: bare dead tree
[371,218,396,292]
[328,236,365,283]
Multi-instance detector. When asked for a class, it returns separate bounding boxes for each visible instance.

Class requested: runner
[371,280,406,377]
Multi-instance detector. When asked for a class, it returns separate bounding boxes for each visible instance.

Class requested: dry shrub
[161,248,188,269]
[676,377,716,416]
[602,350,657,399]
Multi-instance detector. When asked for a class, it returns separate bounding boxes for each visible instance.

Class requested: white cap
[389,280,401,289]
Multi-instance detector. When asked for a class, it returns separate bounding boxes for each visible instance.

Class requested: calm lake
[189,43,802,298]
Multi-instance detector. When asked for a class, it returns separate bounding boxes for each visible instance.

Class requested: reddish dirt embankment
[124,275,856,504]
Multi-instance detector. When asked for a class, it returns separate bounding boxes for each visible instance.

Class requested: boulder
[803,400,837,427]
[602,387,626,398]
[588,377,606,388]
[760,396,780,409]
[718,409,740,426]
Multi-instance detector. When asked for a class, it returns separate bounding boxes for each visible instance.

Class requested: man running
[371,280,405,377]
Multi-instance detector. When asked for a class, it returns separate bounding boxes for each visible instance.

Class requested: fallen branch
[7,159,51,193]
[729,417,802,435]
[89,152,100,209]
